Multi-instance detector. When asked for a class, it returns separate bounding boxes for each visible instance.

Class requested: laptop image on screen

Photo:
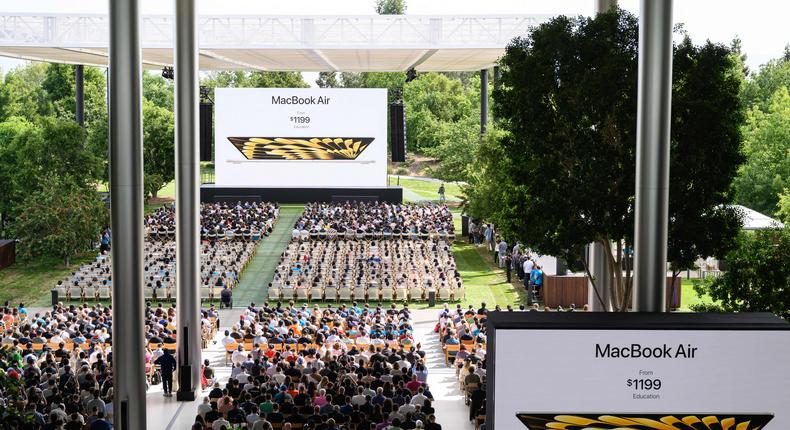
[515,413,774,429]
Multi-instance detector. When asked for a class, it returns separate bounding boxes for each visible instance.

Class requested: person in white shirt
[197,397,212,418]
[231,345,246,366]
[410,389,428,407]
[523,257,535,288]
[220,330,236,347]
[351,387,367,406]
[212,417,230,430]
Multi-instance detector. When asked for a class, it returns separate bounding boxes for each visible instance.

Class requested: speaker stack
[389,102,406,162]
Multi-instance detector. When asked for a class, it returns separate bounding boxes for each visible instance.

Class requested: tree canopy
[468,9,745,310]
[734,86,790,217]
[375,0,406,15]
[11,176,105,266]
[694,227,790,320]
[142,99,175,198]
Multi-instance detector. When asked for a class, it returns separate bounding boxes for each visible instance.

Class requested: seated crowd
[0,303,116,429]
[145,201,279,240]
[0,302,214,429]
[270,239,462,303]
[437,304,488,430]
[55,241,257,301]
[293,202,454,239]
[55,201,276,301]
[193,301,441,430]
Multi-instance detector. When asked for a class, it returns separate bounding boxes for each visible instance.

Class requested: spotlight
[405,68,417,83]
[161,66,174,80]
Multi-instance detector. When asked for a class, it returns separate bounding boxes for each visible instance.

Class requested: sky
[0,0,788,83]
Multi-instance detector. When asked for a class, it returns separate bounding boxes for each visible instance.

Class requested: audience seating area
[54,202,278,301]
[0,303,218,429]
[269,203,462,303]
[295,202,455,238]
[145,202,279,240]
[193,302,441,430]
[270,239,463,304]
[437,304,488,430]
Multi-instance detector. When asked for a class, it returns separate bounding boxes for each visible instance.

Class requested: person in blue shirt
[530,264,544,298]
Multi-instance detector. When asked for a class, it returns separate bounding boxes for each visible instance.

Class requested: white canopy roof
[734,205,785,230]
[0,13,549,71]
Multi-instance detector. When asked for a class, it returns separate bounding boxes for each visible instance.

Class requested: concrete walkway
[413,309,476,430]
[232,205,303,307]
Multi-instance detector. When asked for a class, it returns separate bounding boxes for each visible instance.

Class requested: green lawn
[452,241,527,308]
[389,176,464,202]
[679,278,717,310]
[0,253,97,306]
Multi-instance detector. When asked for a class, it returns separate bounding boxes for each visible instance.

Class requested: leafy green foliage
[142,100,175,198]
[462,128,514,220]
[404,72,477,154]
[11,177,106,266]
[375,0,406,14]
[734,86,790,216]
[469,10,745,310]
[316,72,340,88]
[201,70,309,100]
[694,228,790,320]
[143,72,174,111]
[778,189,790,223]
[667,39,746,277]
[742,58,790,112]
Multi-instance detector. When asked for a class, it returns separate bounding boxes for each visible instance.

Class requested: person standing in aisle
[154,348,177,397]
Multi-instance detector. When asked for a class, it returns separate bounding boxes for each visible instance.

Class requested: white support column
[108,0,147,427]
[174,0,202,401]
[633,0,673,312]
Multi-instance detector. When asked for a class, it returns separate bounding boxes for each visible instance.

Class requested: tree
[0,117,41,221]
[143,100,175,199]
[25,117,103,189]
[0,62,51,121]
[694,227,790,320]
[316,72,340,88]
[11,177,105,266]
[778,189,790,223]
[471,10,744,311]
[423,119,479,181]
[375,0,406,15]
[403,72,476,153]
[741,58,790,112]
[143,71,174,111]
[665,38,746,308]
[734,86,790,216]
[200,71,308,99]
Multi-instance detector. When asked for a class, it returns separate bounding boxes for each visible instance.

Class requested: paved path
[413,309,476,430]
[232,205,303,307]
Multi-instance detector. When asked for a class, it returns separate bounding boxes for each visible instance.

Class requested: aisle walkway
[232,205,303,307]
[413,309,476,429]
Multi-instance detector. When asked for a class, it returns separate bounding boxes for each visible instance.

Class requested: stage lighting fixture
[405,68,417,82]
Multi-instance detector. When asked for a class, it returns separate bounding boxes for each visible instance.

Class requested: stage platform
[200,185,403,204]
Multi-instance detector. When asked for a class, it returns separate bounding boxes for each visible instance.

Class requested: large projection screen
[487,313,790,430]
[215,88,387,187]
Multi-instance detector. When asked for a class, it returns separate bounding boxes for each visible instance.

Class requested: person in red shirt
[405,374,422,393]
